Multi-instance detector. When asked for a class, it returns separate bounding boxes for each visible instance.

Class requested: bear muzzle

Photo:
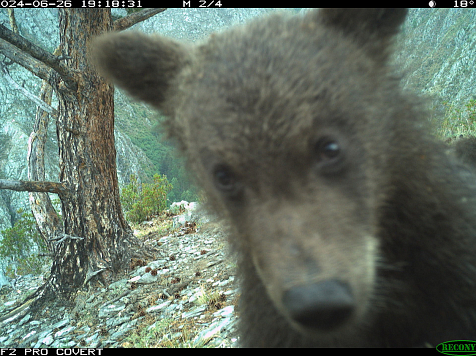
[282,279,355,331]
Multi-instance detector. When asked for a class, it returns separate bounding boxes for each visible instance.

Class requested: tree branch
[49,233,84,243]
[0,179,70,200]
[0,39,51,82]
[113,8,166,31]
[8,9,19,34]
[0,24,77,90]
[0,61,58,116]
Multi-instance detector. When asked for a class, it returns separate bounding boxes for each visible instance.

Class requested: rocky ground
[0,204,240,348]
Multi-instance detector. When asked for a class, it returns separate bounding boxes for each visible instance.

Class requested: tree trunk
[28,63,63,254]
[43,9,132,301]
[0,9,166,315]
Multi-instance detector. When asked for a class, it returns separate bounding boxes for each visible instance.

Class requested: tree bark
[40,9,133,301]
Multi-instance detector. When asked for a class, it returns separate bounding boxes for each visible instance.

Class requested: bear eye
[315,138,341,162]
[313,137,346,175]
[213,165,237,192]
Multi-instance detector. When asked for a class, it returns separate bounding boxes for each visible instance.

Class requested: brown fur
[448,136,476,169]
[90,9,476,347]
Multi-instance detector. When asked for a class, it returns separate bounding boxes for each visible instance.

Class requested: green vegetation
[124,317,204,348]
[115,101,199,203]
[0,209,50,278]
[437,98,476,138]
[121,174,173,224]
[195,284,224,307]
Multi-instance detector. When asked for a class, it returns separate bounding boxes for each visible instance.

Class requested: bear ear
[90,31,191,115]
[314,8,407,63]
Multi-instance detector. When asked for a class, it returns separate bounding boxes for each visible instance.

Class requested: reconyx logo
[437,340,476,356]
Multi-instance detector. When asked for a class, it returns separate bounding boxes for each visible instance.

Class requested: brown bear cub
[91,9,476,347]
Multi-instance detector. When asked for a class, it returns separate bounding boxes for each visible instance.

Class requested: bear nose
[282,280,355,330]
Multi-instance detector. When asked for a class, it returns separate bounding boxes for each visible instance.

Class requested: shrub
[0,208,49,277]
[121,174,173,223]
[438,99,476,138]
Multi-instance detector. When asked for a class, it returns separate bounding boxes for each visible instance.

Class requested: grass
[436,99,476,139]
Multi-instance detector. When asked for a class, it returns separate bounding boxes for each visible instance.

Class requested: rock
[0,212,238,347]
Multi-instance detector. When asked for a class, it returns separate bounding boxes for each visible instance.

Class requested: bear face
[91,9,476,347]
